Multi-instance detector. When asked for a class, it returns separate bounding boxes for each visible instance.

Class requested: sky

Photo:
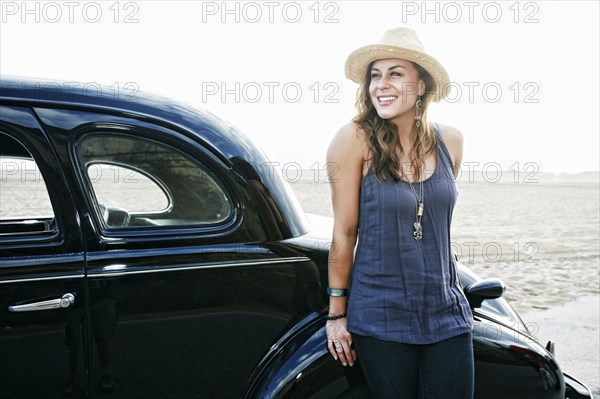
[1,0,599,174]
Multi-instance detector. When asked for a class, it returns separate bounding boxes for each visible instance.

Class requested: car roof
[0,75,267,166]
[0,76,309,237]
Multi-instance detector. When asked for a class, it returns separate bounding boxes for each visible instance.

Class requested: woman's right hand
[326,317,356,367]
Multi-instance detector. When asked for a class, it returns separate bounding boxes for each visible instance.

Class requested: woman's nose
[376,76,390,89]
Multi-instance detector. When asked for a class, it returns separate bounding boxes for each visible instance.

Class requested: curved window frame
[71,123,239,238]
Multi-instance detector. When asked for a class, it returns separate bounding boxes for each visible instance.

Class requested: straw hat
[345,27,450,102]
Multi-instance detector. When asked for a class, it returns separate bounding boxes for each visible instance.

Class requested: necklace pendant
[413,222,423,241]
[417,202,424,217]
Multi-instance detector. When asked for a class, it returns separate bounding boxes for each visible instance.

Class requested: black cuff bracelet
[327,287,349,297]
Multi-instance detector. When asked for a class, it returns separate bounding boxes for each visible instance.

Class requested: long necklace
[407,176,424,241]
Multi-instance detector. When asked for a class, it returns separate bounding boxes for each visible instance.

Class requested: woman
[325,27,474,399]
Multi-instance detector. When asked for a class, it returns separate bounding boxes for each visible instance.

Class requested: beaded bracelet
[326,312,347,321]
[327,287,349,297]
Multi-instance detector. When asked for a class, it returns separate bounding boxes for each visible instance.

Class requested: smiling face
[368,58,425,124]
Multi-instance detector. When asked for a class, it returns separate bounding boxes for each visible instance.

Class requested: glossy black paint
[0,77,592,399]
[464,278,506,309]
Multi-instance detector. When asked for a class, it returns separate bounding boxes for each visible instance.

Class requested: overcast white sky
[1,0,599,173]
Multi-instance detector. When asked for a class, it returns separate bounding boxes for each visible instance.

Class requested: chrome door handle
[8,293,76,312]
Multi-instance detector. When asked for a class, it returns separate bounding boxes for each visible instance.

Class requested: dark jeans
[352,331,474,399]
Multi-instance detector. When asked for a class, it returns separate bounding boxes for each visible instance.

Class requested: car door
[0,106,88,398]
[35,107,321,399]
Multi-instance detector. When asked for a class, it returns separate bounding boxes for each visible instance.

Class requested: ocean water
[289,174,600,315]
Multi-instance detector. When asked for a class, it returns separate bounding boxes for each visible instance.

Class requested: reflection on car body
[0,77,593,398]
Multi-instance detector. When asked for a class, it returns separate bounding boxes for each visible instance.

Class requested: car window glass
[88,163,169,212]
[78,134,232,229]
[0,134,56,235]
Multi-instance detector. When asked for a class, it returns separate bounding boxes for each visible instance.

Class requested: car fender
[243,313,368,399]
[473,316,566,399]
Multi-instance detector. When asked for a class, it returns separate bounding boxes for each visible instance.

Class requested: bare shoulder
[327,122,369,163]
[329,122,367,148]
[436,123,464,148]
[436,123,464,175]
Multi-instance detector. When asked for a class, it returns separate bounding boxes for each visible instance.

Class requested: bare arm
[325,123,366,367]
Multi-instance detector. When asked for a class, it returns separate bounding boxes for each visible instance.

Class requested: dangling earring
[415,96,423,128]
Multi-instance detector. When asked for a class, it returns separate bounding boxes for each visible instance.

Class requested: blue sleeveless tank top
[347,126,473,344]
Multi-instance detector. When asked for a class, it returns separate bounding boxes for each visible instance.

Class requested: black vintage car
[0,77,592,399]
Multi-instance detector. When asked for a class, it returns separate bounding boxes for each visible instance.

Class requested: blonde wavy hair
[353,61,438,182]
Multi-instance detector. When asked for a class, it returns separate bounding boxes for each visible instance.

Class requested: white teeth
[379,96,397,102]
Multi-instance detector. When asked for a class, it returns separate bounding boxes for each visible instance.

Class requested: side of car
[0,78,592,399]
[0,90,324,398]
